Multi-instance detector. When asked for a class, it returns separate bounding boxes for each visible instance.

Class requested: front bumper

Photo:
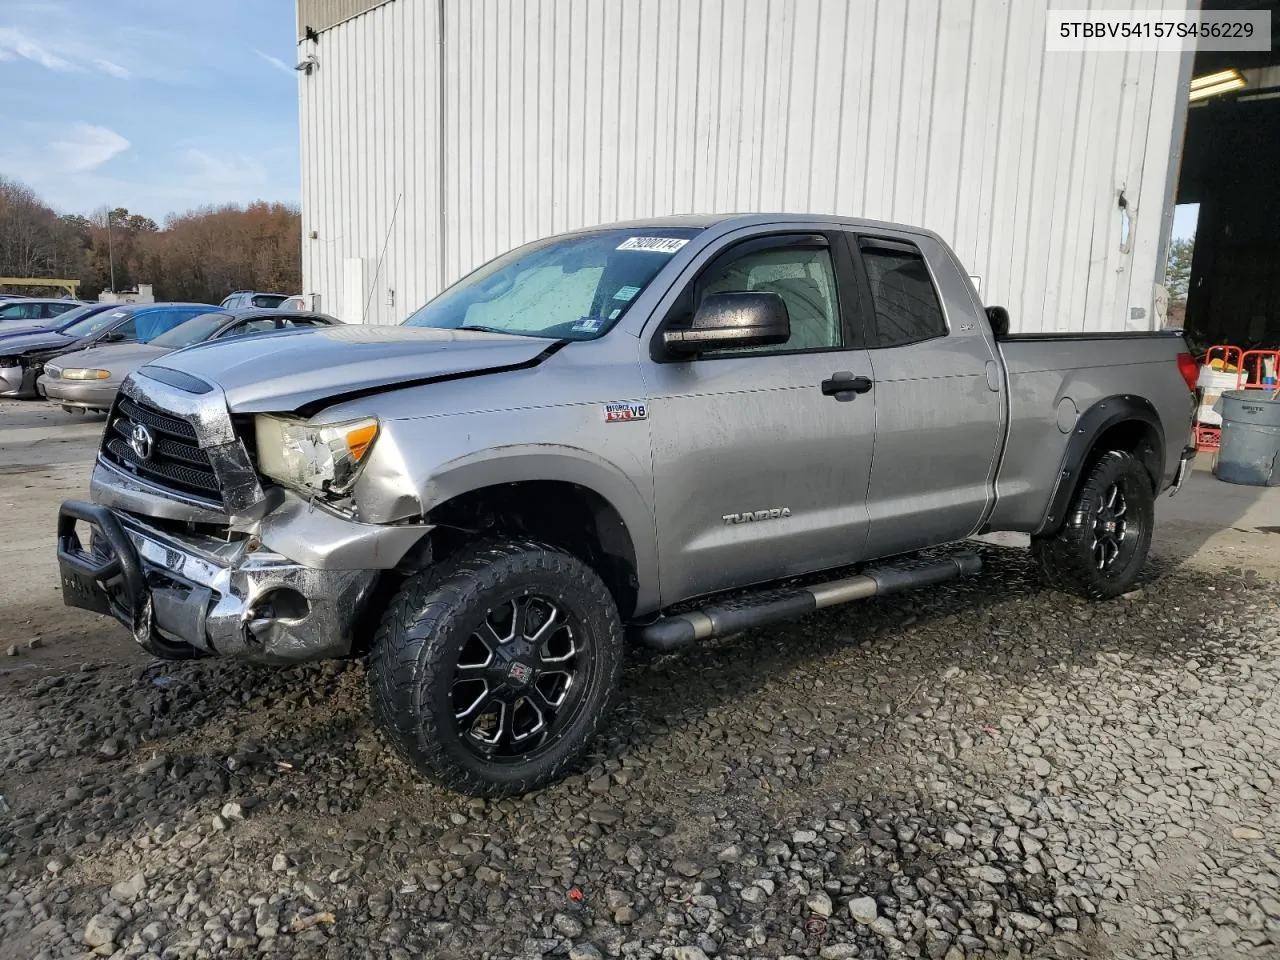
[39,376,118,410]
[57,500,379,663]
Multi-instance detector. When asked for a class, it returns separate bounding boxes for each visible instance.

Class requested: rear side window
[135,309,204,342]
[47,302,77,317]
[250,294,288,308]
[0,302,40,320]
[858,239,947,348]
[222,318,278,338]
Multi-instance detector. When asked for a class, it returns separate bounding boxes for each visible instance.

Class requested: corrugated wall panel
[299,0,442,325]
[300,0,1188,331]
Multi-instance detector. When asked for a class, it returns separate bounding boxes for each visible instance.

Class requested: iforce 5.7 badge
[604,401,648,423]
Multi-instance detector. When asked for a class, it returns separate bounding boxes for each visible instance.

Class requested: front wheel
[368,540,623,796]
[1031,450,1155,600]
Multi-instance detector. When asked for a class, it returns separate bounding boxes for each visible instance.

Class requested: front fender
[425,447,659,613]
[353,411,659,612]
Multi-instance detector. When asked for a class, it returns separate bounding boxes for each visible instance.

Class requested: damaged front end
[57,370,430,663]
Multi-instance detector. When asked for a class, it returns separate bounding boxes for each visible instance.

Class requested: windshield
[62,307,130,339]
[149,313,226,348]
[52,304,109,330]
[402,228,700,339]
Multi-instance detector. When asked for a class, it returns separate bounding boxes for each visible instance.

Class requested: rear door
[646,229,877,603]
[845,232,1004,558]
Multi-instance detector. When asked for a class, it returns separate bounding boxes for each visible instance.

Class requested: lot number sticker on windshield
[616,237,689,254]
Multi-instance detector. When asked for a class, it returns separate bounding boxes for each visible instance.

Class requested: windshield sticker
[604,400,648,423]
[609,308,622,320]
[616,236,689,254]
[613,285,641,301]
[572,317,604,333]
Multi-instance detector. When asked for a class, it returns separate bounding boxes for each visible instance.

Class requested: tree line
[0,175,301,304]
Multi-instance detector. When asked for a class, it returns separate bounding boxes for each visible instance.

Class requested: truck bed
[987,329,1193,533]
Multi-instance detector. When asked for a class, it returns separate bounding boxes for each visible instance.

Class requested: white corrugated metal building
[295,0,1192,332]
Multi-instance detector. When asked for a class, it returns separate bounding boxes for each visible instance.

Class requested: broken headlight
[254,415,379,496]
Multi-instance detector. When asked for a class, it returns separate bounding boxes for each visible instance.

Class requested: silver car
[41,309,338,412]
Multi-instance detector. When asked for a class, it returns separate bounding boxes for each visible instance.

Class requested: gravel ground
[2,544,1278,960]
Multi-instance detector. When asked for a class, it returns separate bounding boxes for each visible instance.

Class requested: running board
[637,552,982,651]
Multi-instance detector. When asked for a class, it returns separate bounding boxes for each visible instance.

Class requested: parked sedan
[0,302,219,399]
[40,308,338,412]
[0,298,88,327]
[0,302,116,341]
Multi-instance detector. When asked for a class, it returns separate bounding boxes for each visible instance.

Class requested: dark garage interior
[1178,0,1280,351]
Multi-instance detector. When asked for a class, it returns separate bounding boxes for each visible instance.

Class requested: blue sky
[0,0,299,221]
[1172,203,1199,242]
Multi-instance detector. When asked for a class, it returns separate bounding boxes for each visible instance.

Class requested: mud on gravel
[2,546,1278,960]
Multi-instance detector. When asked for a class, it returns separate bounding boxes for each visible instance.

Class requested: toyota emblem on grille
[128,422,155,461]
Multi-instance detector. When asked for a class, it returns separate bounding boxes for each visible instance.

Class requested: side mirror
[98,330,126,344]
[662,292,790,356]
[986,305,1010,339]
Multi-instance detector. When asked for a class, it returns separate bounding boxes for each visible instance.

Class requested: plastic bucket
[1195,367,1239,426]
[1215,391,1280,487]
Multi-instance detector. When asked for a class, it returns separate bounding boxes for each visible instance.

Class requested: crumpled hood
[45,342,168,380]
[145,324,559,412]
[0,330,74,358]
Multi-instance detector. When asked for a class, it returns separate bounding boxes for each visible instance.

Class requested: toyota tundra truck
[57,214,1197,797]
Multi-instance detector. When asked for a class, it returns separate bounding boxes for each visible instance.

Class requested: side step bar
[637,552,982,651]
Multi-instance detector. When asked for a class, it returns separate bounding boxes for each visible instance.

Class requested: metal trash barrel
[1215,390,1280,486]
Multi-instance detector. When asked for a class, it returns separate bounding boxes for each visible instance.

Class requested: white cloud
[181,148,267,187]
[253,48,294,75]
[50,124,130,172]
[93,58,130,79]
[0,25,77,70]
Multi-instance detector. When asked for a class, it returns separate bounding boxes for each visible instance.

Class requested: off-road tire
[1032,450,1154,600]
[367,539,623,797]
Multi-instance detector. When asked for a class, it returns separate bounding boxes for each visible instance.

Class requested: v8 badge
[604,400,648,423]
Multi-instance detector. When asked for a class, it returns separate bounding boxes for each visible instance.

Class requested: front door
[645,230,877,605]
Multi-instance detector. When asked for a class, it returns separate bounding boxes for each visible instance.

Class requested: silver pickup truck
[57,214,1196,796]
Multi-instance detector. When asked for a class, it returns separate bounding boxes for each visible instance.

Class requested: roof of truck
[563,212,943,243]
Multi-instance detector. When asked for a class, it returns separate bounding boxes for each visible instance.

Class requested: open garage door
[1176,0,1280,353]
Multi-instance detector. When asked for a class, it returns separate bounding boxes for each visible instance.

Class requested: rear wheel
[368,539,623,796]
[1032,450,1154,600]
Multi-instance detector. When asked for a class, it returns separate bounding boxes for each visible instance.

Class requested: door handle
[821,372,873,398]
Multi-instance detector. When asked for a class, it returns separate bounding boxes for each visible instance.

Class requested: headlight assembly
[61,368,111,380]
[254,415,379,496]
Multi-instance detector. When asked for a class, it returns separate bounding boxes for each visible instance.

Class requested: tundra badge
[722,507,792,524]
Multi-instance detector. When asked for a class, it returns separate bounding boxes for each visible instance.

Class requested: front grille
[102,395,222,504]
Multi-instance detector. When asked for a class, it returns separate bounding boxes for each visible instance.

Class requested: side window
[1,302,40,320]
[693,242,842,355]
[282,316,329,328]
[858,239,947,347]
[222,318,277,338]
[47,302,75,317]
[112,316,138,341]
